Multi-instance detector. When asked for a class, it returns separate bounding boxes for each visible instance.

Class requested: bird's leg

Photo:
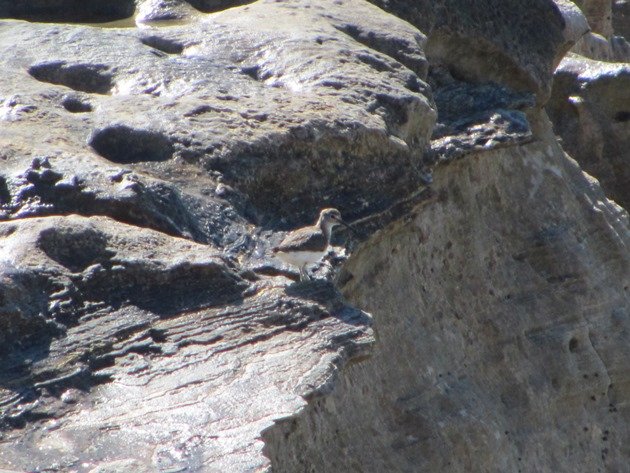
[299,264,312,281]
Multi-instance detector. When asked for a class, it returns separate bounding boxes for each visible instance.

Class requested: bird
[273,208,355,281]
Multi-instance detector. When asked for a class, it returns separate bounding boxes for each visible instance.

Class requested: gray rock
[0,0,435,225]
[0,0,628,472]
[614,0,630,38]
[265,111,630,473]
[548,54,630,210]
[368,0,588,103]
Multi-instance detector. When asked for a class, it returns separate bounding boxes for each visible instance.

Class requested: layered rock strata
[0,0,628,472]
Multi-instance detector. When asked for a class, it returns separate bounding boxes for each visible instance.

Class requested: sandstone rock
[0,0,628,472]
[368,0,588,103]
[427,67,536,163]
[0,0,435,226]
[136,0,201,23]
[0,215,372,470]
[614,0,630,38]
[574,0,614,37]
[548,55,630,210]
[571,31,630,62]
[265,111,630,473]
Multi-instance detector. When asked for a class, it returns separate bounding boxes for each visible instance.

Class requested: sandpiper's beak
[333,216,359,235]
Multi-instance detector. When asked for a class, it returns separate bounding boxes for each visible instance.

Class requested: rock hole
[61,95,93,113]
[614,111,630,122]
[568,337,579,352]
[185,0,257,13]
[37,226,114,273]
[0,176,11,204]
[149,328,168,343]
[28,62,114,95]
[241,65,261,80]
[89,125,174,164]
[0,0,135,23]
[140,35,184,55]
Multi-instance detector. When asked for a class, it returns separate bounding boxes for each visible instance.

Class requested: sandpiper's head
[317,208,343,229]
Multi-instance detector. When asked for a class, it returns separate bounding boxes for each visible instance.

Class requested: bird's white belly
[275,250,326,268]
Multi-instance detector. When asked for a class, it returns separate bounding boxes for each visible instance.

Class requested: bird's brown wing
[274,228,327,253]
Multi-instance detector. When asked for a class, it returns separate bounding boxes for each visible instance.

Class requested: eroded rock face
[573,0,614,37]
[369,0,588,103]
[614,0,630,38]
[548,55,630,210]
[0,0,436,227]
[0,216,372,471]
[0,0,628,472]
[264,113,630,473]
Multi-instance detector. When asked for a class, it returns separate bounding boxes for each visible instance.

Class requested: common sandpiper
[273,208,355,281]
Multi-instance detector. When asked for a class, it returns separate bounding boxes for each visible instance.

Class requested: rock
[0,215,372,470]
[0,0,435,226]
[368,0,588,103]
[87,459,149,473]
[573,0,614,37]
[264,111,630,473]
[614,0,630,38]
[136,0,200,24]
[547,54,630,209]
[427,67,536,163]
[0,0,628,472]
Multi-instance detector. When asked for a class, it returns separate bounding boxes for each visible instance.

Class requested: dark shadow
[28,62,114,95]
[0,0,135,23]
[186,0,257,14]
[140,35,185,55]
[285,279,371,327]
[89,125,174,164]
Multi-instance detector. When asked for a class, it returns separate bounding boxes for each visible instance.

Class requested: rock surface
[0,1,628,472]
[265,111,630,473]
[368,0,588,103]
[548,55,630,210]
[614,0,630,38]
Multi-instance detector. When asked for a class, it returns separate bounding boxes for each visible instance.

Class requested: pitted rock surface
[0,1,628,472]
[0,0,436,227]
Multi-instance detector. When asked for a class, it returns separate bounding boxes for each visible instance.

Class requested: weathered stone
[0,0,628,472]
[574,0,615,37]
[0,215,372,470]
[548,55,630,210]
[614,0,630,38]
[573,31,629,61]
[0,0,435,225]
[368,0,588,103]
[427,67,536,163]
[264,112,630,473]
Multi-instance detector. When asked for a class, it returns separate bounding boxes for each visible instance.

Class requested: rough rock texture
[614,0,630,38]
[548,0,630,211]
[0,216,371,471]
[265,112,630,473]
[571,31,630,62]
[0,0,629,472]
[574,0,614,37]
[548,56,630,210]
[368,0,588,103]
[0,0,435,227]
